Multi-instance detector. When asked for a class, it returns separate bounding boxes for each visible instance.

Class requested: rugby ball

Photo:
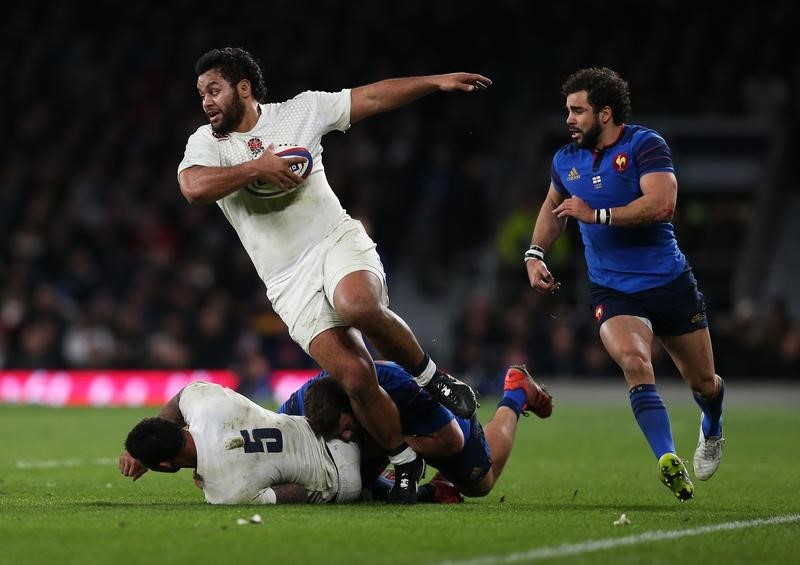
[276,146,313,180]
[245,146,313,198]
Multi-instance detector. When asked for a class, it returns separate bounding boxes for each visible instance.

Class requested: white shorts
[265,215,388,352]
[326,439,362,503]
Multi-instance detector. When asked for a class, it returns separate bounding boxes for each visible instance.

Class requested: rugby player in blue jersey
[525,67,725,501]
[279,361,552,501]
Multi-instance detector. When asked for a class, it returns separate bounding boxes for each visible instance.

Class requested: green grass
[1,388,799,565]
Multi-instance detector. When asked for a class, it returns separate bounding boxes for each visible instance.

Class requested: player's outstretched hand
[436,73,493,92]
[119,450,148,481]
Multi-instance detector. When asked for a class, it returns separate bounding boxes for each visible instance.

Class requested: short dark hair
[303,377,353,438]
[195,47,268,103]
[125,417,185,469]
[561,67,631,125]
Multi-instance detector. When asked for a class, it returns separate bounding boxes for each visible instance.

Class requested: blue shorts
[427,414,492,489]
[590,269,709,336]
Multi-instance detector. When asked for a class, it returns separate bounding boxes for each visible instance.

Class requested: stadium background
[2,1,798,406]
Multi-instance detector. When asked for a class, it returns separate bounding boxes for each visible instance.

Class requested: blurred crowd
[2,2,799,394]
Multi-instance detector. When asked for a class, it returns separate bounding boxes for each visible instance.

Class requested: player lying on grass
[118,381,361,504]
[279,361,553,500]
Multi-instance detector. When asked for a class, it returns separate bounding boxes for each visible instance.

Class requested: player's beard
[573,118,602,149]
[212,91,247,135]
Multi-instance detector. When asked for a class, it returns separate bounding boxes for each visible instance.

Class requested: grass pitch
[1,380,798,564]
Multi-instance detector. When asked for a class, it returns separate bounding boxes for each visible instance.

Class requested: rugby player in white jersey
[118,381,361,504]
[176,47,491,503]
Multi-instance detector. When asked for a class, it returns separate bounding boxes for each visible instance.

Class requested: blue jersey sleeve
[634,131,674,176]
[550,155,569,195]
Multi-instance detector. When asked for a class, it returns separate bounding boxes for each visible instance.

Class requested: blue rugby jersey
[551,124,687,293]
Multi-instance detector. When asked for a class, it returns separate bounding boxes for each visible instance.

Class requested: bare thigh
[599,315,656,387]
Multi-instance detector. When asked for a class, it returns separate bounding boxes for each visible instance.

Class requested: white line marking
[16,457,116,469]
[439,514,800,565]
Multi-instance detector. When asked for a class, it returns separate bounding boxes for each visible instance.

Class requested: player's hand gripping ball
[245,146,313,198]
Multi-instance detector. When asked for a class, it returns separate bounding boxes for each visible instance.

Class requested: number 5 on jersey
[240,428,283,453]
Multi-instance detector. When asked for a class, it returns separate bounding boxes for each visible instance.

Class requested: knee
[336,293,385,329]
[619,352,653,379]
[689,373,719,398]
[460,476,493,498]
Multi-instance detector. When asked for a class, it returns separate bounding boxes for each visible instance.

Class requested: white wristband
[524,245,545,263]
[595,208,612,225]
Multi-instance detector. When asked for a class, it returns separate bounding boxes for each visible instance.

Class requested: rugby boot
[424,371,478,419]
[693,415,725,480]
[504,364,553,418]
[658,452,694,502]
[387,456,426,505]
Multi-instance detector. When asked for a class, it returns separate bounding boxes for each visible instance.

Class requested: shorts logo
[567,167,581,181]
[613,152,630,172]
[594,304,604,323]
[691,312,706,324]
[247,137,265,157]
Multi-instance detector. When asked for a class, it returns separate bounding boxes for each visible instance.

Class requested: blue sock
[498,389,527,418]
[693,378,725,437]
[629,384,675,459]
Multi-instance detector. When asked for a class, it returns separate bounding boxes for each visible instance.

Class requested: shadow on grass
[70,500,684,513]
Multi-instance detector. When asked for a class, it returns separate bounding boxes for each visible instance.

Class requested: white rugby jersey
[179,381,340,504]
[177,90,352,282]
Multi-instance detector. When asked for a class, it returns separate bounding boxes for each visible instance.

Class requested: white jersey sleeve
[177,126,221,175]
[297,89,351,134]
[178,381,343,504]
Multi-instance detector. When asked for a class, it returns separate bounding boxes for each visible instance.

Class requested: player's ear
[600,106,612,125]
[336,413,355,441]
[237,78,251,99]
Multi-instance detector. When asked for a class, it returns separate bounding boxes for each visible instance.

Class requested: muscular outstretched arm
[350,73,491,124]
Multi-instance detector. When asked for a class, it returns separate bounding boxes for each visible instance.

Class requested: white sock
[414,358,437,387]
[387,446,417,466]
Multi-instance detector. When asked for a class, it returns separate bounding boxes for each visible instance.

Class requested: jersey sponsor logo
[594,304,604,323]
[592,175,603,189]
[247,137,265,157]
[613,152,630,172]
[567,167,581,181]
